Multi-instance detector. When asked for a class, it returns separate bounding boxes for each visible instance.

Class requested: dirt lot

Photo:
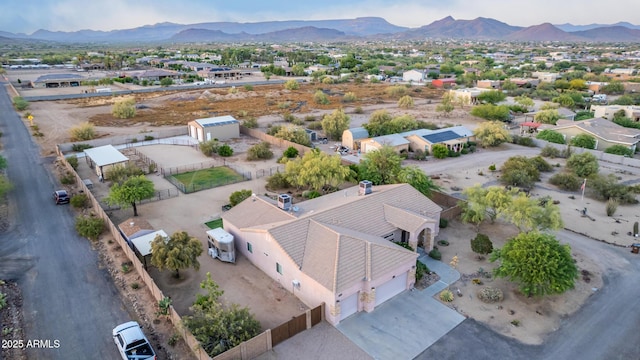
[10,76,639,351]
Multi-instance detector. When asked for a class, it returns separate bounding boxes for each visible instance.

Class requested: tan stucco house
[361,134,410,154]
[543,118,640,152]
[221,183,442,325]
[187,115,240,142]
[403,126,475,153]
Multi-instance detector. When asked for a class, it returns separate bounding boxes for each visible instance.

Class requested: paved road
[0,81,130,358]
[417,230,640,360]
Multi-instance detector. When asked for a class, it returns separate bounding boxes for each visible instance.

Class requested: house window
[247,242,253,253]
[383,233,395,242]
[276,262,283,275]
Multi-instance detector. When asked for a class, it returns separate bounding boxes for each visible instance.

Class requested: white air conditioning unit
[359,180,372,195]
[292,280,301,288]
[278,194,292,211]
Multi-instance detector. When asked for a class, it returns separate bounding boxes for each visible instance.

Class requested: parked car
[112,321,156,360]
[53,190,70,205]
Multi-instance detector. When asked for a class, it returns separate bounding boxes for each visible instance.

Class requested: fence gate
[270,313,307,347]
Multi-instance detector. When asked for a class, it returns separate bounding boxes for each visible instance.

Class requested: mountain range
[1,16,639,44]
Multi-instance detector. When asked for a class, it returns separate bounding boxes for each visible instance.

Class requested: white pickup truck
[112,321,156,360]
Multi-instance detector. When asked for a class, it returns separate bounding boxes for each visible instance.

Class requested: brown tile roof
[226,184,439,293]
[118,218,153,239]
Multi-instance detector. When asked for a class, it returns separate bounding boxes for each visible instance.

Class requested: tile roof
[553,118,640,145]
[226,184,440,293]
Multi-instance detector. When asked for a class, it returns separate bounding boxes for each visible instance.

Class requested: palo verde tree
[105,175,155,216]
[436,91,455,117]
[321,108,350,141]
[396,166,440,197]
[460,185,518,227]
[566,152,599,178]
[150,231,203,278]
[284,149,352,191]
[473,121,511,147]
[491,232,578,297]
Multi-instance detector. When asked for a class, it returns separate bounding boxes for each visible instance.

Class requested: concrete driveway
[337,255,465,360]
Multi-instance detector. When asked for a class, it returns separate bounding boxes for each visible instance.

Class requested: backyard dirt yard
[17,79,640,351]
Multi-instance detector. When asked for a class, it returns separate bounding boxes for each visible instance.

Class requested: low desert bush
[439,289,454,302]
[477,287,504,303]
[69,122,96,141]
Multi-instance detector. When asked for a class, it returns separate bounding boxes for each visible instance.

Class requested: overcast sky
[2,0,639,34]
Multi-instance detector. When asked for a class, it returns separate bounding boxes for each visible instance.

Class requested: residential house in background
[361,134,410,154]
[591,105,640,121]
[402,126,475,153]
[341,127,370,150]
[221,183,442,325]
[543,118,640,152]
[402,69,429,83]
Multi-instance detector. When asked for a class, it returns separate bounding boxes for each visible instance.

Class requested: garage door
[375,272,408,306]
[340,292,359,320]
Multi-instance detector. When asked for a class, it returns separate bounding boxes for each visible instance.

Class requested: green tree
[477,90,507,104]
[461,185,517,226]
[184,273,261,356]
[470,104,511,121]
[600,81,625,95]
[566,152,599,178]
[313,90,330,105]
[514,95,535,111]
[536,129,565,144]
[321,108,350,141]
[105,175,155,216]
[491,232,577,297]
[358,145,402,185]
[473,121,511,147]
[470,233,493,256]
[501,193,563,232]
[111,97,136,119]
[436,92,455,117]
[500,156,541,189]
[284,149,351,191]
[363,109,393,136]
[229,189,252,206]
[534,109,561,125]
[150,231,203,278]
[568,79,587,91]
[105,163,144,185]
[160,77,174,86]
[273,126,311,146]
[570,134,596,149]
[0,155,7,171]
[217,144,233,157]
[431,144,449,159]
[397,166,439,197]
[283,146,299,158]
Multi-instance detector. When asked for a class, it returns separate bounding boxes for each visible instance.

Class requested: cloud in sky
[2,0,639,34]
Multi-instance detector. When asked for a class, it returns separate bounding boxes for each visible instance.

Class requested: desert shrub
[72,143,93,152]
[111,97,136,119]
[398,95,414,109]
[606,198,619,216]
[413,149,427,160]
[354,106,364,114]
[304,115,316,122]
[343,92,357,102]
[567,152,599,178]
[589,174,638,204]
[306,121,323,130]
[69,122,96,141]
[531,156,553,172]
[386,85,407,98]
[471,233,493,255]
[70,194,88,209]
[75,215,104,241]
[266,172,290,189]
[284,79,300,90]
[549,172,582,191]
[432,144,449,159]
[67,155,79,170]
[537,129,565,144]
[247,142,273,160]
[500,156,540,189]
[229,189,252,206]
[477,287,504,303]
[415,261,429,281]
[321,77,334,84]
[439,218,448,228]
[283,146,299,158]
[200,139,219,156]
[448,150,461,158]
[313,90,330,105]
[60,172,76,185]
[540,145,561,158]
[439,289,454,302]
[244,84,254,91]
[472,278,483,285]
[305,190,320,199]
[279,102,292,110]
[12,96,29,111]
[570,134,597,149]
[242,117,258,128]
[604,145,634,157]
[217,144,233,157]
[429,248,442,260]
[228,87,238,94]
[513,136,535,147]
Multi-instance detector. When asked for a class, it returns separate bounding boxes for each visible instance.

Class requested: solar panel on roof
[422,130,459,143]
